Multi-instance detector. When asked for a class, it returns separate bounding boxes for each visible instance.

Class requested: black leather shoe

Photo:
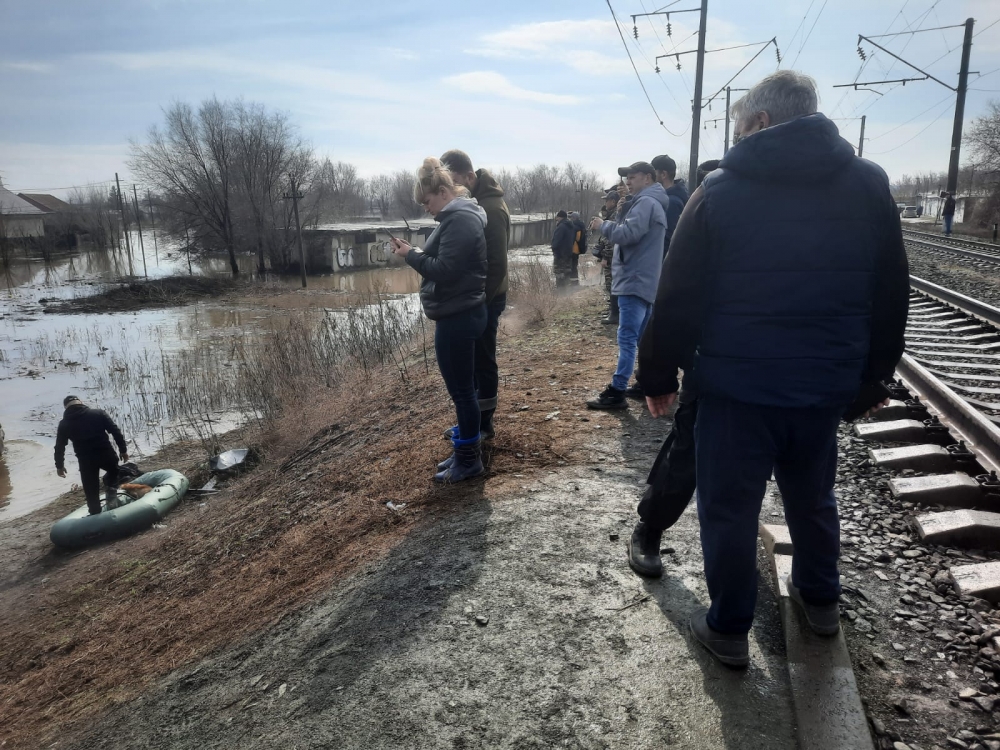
[627,521,663,577]
[690,608,749,668]
[624,383,645,400]
[601,314,619,326]
[587,385,627,410]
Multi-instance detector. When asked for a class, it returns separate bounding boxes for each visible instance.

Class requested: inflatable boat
[50,469,190,549]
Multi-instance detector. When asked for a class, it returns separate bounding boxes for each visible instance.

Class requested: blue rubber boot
[434,435,485,483]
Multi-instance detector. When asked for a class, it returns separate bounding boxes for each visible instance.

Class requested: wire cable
[974,17,1000,38]
[607,0,686,137]
[789,0,829,69]
[866,90,954,141]
[865,96,954,154]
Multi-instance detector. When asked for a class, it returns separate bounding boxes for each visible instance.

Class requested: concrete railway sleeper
[854,280,1000,602]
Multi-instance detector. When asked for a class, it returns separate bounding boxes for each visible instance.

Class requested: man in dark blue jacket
[551,210,575,287]
[651,154,688,253]
[637,71,909,667]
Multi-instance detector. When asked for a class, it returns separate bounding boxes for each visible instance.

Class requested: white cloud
[2,61,54,73]
[443,71,584,105]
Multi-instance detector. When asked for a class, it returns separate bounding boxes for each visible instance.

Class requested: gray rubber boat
[50,469,190,549]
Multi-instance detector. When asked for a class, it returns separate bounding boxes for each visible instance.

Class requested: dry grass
[508,258,559,324]
[0,289,617,750]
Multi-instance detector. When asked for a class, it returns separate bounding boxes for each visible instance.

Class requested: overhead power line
[865,96,955,155]
[789,0,830,69]
[606,0,686,137]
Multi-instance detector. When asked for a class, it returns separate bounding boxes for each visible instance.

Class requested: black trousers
[78,451,120,515]
[474,294,506,417]
[637,396,698,531]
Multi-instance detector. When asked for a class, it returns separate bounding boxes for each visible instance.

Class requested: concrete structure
[299,215,556,273]
[0,186,44,238]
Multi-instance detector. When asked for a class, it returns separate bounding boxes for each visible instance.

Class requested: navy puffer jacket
[695,113,898,407]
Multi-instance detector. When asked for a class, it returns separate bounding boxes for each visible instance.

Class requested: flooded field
[0,232,598,520]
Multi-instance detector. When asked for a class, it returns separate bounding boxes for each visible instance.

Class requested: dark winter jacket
[406,198,488,321]
[637,112,909,408]
[54,404,127,470]
[943,196,956,216]
[664,181,689,251]
[551,218,575,259]
[471,169,511,302]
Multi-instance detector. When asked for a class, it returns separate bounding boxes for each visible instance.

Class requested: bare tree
[366,174,393,219]
[391,169,423,219]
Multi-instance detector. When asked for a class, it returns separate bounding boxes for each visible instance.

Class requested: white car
[902,206,918,219]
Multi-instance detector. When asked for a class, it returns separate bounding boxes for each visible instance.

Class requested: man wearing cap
[651,154,689,253]
[593,189,621,323]
[586,162,668,409]
[55,396,129,515]
[551,210,576,287]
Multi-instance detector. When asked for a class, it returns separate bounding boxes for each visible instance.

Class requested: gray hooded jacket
[406,197,488,321]
[598,182,668,304]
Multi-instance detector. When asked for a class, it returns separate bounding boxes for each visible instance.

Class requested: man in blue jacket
[587,162,667,409]
[551,210,575,287]
[637,71,908,667]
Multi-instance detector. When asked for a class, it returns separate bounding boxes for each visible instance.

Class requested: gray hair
[737,70,819,127]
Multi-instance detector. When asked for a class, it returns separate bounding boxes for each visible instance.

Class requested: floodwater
[0,232,598,521]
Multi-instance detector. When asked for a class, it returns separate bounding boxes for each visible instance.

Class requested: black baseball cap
[651,154,677,177]
[556,209,568,218]
[604,190,620,201]
[617,161,656,177]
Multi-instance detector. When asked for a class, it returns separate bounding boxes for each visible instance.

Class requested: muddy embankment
[2,282,798,750]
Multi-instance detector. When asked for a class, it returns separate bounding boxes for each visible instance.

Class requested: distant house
[0,186,45,238]
[17,193,73,214]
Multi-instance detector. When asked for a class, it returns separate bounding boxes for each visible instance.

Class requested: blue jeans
[943,215,954,235]
[435,305,488,441]
[613,294,652,391]
[695,396,843,633]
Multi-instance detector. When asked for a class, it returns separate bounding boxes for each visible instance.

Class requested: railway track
[853,276,1000,605]
[903,228,1000,270]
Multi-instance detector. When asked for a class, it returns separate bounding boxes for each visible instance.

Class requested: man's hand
[861,398,891,419]
[600,258,609,268]
[120,451,129,462]
[589,217,603,232]
[57,468,67,478]
[646,392,678,418]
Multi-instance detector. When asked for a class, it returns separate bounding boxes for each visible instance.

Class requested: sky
[1,0,999,198]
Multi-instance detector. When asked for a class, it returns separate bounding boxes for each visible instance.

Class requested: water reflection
[0,239,571,521]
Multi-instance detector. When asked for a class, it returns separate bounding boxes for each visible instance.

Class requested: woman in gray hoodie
[391,158,489,483]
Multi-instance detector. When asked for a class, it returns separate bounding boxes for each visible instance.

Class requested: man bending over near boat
[55,395,129,515]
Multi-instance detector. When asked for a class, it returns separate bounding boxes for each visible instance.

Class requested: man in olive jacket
[55,395,129,515]
[442,150,512,439]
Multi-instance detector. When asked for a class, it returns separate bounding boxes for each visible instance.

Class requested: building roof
[17,193,72,213]
[0,187,44,215]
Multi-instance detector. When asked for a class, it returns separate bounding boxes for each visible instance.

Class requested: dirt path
[3,287,799,749]
[75,457,797,750]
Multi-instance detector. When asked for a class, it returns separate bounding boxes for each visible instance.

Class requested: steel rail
[903,228,999,250]
[895,353,1000,475]
[904,236,1000,265]
[909,275,1000,327]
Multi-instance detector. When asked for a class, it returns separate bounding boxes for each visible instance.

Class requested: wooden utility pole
[146,190,158,263]
[114,173,134,277]
[688,0,709,187]
[131,185,148,279]
[284,175,307,288]
[858,115,867,158]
